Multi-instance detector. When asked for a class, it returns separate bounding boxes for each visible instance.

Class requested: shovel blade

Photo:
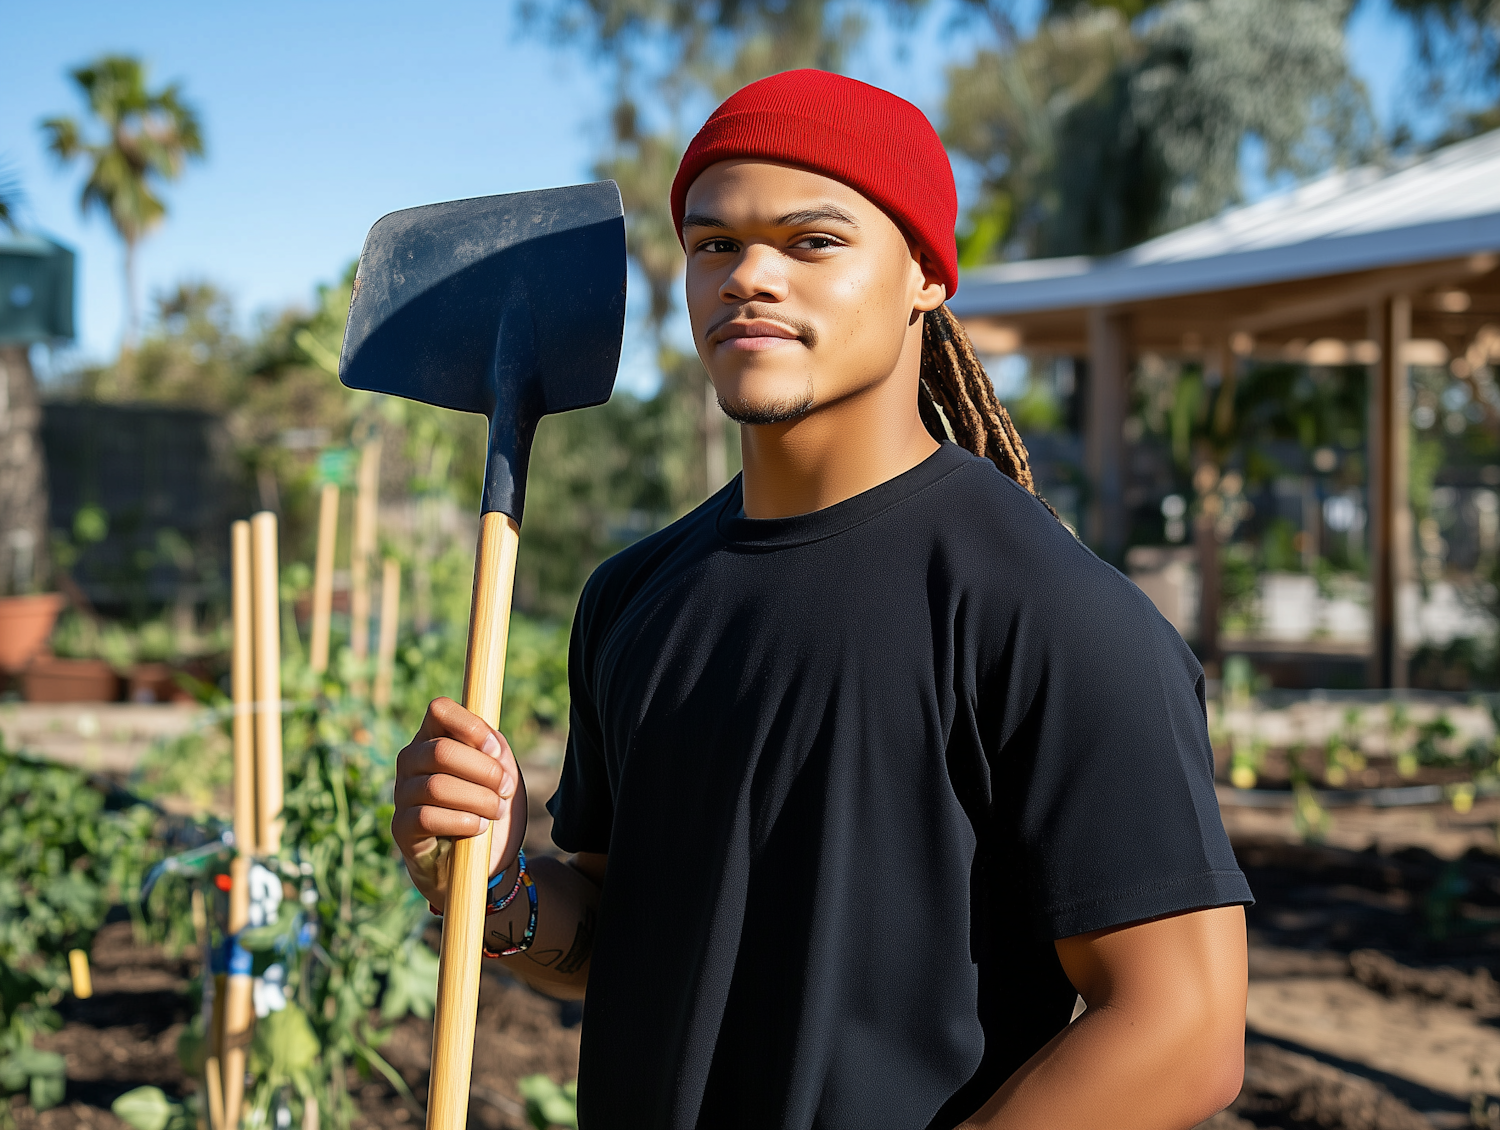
[339,181,627,519]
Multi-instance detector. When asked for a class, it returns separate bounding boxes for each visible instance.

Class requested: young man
[394,70,1251,1129]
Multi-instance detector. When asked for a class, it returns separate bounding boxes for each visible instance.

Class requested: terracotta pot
[24,655,120,703]
[129,662,191,704]
[0,593,66,673]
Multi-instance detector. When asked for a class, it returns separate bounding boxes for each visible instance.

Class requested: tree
[946,0,1376,260]
[1387,0,1500,139]
[0,159,20,230]
[40,55,204,345]
[534,0,921,505]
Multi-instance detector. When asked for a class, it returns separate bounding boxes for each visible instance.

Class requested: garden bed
[14,816,1500,1130]
[10,919,579,1130]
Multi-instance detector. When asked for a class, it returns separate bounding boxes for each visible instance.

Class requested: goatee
[717,385,815,426]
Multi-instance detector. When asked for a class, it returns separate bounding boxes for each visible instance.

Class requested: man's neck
[738,370,940,520]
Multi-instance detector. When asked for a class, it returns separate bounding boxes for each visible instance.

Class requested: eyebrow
[680,205,862,231]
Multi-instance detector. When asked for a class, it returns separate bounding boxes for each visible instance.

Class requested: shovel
[339,181,626,1129]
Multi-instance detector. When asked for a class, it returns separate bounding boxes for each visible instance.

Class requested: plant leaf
[112,1085,180,1130]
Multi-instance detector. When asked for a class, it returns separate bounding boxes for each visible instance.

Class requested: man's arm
[960,905,1247,1130]
[392,698,604,1000]
[481,851,605,999]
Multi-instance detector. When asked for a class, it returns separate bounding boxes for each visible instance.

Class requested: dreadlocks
[920,304,1055,515]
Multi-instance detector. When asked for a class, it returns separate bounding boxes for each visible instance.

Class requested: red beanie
[670,69,959,297]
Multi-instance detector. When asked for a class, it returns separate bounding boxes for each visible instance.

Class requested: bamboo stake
[372,558,401,709]
[230,520,257,859]
[222,521,257,1130]
[309,483,339,675]
[193,886,225,1130]
[426,512,516,1130]
[251,511,284,857]
[349,439,381,690]
[220,855,255,1130]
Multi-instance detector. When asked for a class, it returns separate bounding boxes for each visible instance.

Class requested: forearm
[957,995,1244,1129]
[481,854,601,998]
[962,906,1247,1130]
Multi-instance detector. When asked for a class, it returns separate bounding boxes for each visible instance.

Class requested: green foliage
[392,611,570,752]
[0,159,20,230]
[0,744,158,1111]
[518,1074,579,1130]
[147,693,438,1129]
[110,1086,194,1130]
[945,0,1375,260]
[1389,0,1500,110]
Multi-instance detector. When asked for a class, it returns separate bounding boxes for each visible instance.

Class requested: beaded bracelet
[483,854,537,958]
[486,851,527,915]
[427,850,525,918]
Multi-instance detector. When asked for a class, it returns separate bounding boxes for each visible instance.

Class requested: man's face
[682,160,944,426]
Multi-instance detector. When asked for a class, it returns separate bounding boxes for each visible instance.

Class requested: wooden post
[192,886,224,1130]
[1368,296,1411,688]
[251,512,284,855]
[349,440,381,688]
[309,483,340,675]
[1195,339,1237,676]
[372,558,401,709]
[1086,308,1131,560]
[221,521,258,1130]
[426,513,517,1130]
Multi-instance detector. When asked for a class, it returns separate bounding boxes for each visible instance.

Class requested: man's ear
[911,249,947,313]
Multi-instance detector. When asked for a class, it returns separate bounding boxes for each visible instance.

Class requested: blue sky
[5,0,1419,391]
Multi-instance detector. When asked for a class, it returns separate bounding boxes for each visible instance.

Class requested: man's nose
[720,243,788,304]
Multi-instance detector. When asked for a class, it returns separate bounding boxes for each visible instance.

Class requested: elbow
[1203,1030,1245,1114]
[1177,994,1246,1120]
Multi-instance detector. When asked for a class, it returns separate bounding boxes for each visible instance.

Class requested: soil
[14,803,1500,1129]
[8,920,579,1130]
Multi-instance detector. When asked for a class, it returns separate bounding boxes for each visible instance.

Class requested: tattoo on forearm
[556,907,596,976]
[485,919,562,967]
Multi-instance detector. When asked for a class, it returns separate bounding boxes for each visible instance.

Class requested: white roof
[950,128,1500,317]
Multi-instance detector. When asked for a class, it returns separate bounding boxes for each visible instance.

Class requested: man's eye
[793,236,840,251]
[699,239,738,253]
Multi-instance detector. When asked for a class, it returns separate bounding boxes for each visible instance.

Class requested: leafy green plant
[518,1074,578,1130]
[148,692,439,1130]
[111,1085,195,1130]
[1285,746,1329,842]
[0,743,159,1114]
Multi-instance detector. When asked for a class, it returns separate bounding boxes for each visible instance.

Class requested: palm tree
[40,55,203,344]
[0,158,21,229]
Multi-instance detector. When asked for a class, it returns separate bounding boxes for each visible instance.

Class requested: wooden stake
[309,483,340,675]
[220,855,255,1130]
[251,511,284,856]
[230,521,257,857]
[193,885,225,1130]
[426,512,517,1130]
[372,558,401,709]
[349,440,381,687]
[67,949,92,999]
[222,521,257,1130]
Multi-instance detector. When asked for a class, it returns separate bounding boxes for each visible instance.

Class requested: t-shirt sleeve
[546,589,615,855]
[1003,562,1253,939]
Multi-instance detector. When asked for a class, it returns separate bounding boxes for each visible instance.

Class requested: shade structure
[952,129,1500,687]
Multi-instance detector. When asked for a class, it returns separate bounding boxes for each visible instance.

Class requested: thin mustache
[705,305,817,346]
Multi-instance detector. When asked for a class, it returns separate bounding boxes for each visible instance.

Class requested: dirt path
[1247,975,1500,1102]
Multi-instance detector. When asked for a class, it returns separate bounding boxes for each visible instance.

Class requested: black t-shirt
[547,442,1251,1130]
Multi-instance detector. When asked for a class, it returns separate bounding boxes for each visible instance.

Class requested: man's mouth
[711,319,805,352]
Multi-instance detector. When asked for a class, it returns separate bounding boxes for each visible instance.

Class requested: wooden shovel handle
[426,512,518,1130]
